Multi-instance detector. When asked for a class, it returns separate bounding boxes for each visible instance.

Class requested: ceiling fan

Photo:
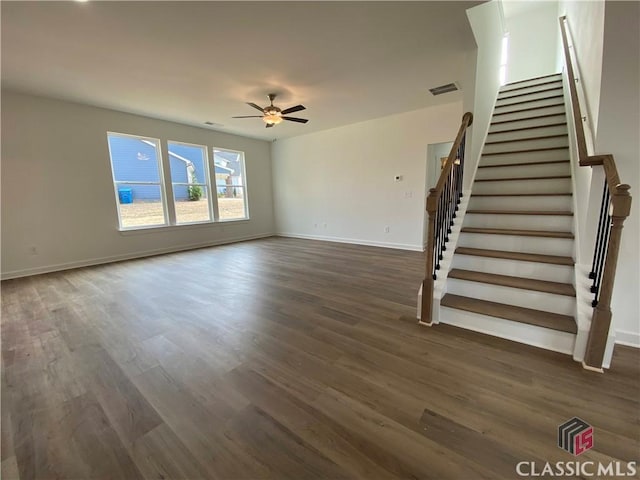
[232,94,309,128]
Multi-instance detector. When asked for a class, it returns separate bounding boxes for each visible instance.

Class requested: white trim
[118,218,250,235]
[581,362,604,374]
[614,330,640,348]
[1,233,274,280]
[276,233,424,252]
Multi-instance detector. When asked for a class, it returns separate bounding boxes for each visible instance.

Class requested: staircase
[438,73,581,355]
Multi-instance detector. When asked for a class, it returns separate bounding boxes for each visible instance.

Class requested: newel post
[420,188,439,326]
[583,184,632,371]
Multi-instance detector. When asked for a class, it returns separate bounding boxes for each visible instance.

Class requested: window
[107,133,249,230]
[214,149,248,220]
[107,132,167,229]
[168,142,212,224]
[499,33,509,86]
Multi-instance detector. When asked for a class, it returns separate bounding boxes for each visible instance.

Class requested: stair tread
[455,247,574,266]
[501,73,562,87]
[448,268,576,297]
[493,103,565,117]
[498,86,563,101]
[491,112,567,125]
[485,134,567,145]
[482,146,569,156]
[461,227,574,238]
[488,122,567,135]
[466,210,573,216]
[441,294,577,334]
[471,193,571,197]
[479,160,569,168]
[498,78,563,95]
[494,94,564,109]
[475,175,571,182]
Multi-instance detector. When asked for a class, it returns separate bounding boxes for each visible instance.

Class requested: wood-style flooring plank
[1,237,638,480]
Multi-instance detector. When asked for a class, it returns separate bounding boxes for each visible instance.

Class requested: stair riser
[438,306,576,354]
[494,97,564,115]
[468,195,572,211]
[487,125,568,143]
[480,148,569,166]
[464,213,573,232]
[452,255,574,283]
[447,279,575,315]
[458,232,574,256]
[493,104,566,122]
[472,178,572,195]
[496,88,564,107]
[483,136,568,155]
[500,73,562,92]
[475,162,570,180]
[489,114,566,133]
[498,81,563,99]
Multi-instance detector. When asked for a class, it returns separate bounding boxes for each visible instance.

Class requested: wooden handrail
[432,112,474,197]
[559,16,633,371]
[421,112,473,325]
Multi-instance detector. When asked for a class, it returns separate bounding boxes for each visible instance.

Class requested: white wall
[464,0,505,190]
[1,90,275,279]
[272,102,463,251]
[558,0,605,135]
[505,1,560,83]
[593,1,640,347]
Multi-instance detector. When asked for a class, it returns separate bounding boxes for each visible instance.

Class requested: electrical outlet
[314,223,318,228]
[323,223,327,229]
[384,226,390,233]
[28,246,38,255]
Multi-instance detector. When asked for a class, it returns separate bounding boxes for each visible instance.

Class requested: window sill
[118,218,250,236]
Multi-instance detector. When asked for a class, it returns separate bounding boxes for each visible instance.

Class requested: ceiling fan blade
[247,102,265,112]
[281,104,306,115]
[232,115,264,118]
[282,116,309,124]
[265,123,274,128]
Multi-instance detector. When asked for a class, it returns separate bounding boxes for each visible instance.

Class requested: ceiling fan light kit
[233,93,309,128]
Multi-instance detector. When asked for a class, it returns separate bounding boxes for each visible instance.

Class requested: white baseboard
[614,330,640,348]
[276,232,424,252]
[1,232,275,280]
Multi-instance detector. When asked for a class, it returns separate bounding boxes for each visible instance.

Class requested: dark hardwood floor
[1,237,638,479]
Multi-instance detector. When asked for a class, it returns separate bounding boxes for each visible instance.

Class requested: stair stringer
[416,189,472,325]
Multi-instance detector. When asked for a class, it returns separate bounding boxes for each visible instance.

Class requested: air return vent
[429,82,459,96]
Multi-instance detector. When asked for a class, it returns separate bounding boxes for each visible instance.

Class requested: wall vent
[429,82,459,96]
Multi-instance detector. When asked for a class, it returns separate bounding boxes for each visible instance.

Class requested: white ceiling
[1,1,481,141]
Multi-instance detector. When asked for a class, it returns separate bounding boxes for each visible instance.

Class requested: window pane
[214,149,247,220]
[108,133,166,229]
[174,186,211,223]
[108,134,161,182]
[116,184,166,228]
[168,142,212,224]
[217,186,246,220]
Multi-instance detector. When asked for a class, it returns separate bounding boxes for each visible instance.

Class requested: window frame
[106,132,251,232]
[107,131,169,231]
[213,147,250,222]
[167,140,216,226]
